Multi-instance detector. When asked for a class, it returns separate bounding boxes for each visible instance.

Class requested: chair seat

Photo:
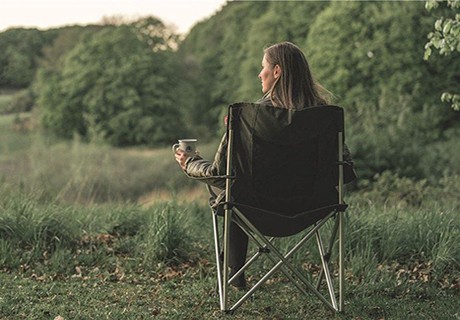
[232,202,347,237]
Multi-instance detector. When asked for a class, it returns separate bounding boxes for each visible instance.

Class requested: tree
[424,0,460,110]
[306,1,460,180]
[0,28,55,88]
[176,2,269,137]
[38,18,185,146]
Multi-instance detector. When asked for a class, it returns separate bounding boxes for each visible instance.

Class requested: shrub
[9,89,34,113]
[356,171,460,209]
[141,203,192,265]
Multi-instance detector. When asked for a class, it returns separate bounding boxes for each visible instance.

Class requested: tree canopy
[0,28,56,88]
[36,19,185,146]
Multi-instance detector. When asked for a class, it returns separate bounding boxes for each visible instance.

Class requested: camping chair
[208,102,353,313]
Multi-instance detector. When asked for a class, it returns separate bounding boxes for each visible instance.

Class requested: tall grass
[0,112,458,292]
[1,181,457,290]
[0,184,205,277]
[0,114,217,205]
[346,203,459,281]
[0,92,14,114]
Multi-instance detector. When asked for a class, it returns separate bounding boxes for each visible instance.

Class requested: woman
[175,41,354,288]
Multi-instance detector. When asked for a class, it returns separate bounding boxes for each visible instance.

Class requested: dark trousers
[209,186,248,270]
[229,221,248,269]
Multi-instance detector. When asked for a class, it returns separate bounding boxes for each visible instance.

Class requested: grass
[0,89,30,115]
[0,271,458,319]
[0,186,457,319]
[0,111,459,318]
[0,93,14,115]
[0,112,218,205]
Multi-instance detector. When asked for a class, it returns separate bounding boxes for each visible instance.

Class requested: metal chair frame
[209,105,348,313]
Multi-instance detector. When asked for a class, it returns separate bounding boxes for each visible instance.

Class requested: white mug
[172,139,198,155]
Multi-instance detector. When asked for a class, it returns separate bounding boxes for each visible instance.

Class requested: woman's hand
[174,149,189,171]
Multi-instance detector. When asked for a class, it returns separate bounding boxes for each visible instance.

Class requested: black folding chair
[208,102,353,313]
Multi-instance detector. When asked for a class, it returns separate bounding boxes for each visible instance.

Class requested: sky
[0,0,228,35]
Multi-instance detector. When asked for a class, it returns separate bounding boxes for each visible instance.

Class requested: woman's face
[258,54,279,94]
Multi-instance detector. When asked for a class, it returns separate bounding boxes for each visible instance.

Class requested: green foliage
[425,0,460,57]
[37,25,104,72]
[177,2,269,137]
[308,1,435,110]
[424,0,460,110]
[307,1,460,180]
[0,28,56,88]
[0,90,16,114]
[1,1,459,179]
[37,19,185,146]
[8,89,35,113]
[0,122,458,317]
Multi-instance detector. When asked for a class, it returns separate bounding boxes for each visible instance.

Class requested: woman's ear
[273,64,281,78]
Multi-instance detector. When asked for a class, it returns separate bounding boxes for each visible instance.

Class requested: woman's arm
[175,134,228,189]
[343,143,357,184]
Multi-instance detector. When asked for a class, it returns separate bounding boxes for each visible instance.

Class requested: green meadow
[1,0,459,318]
[0,111,458,319]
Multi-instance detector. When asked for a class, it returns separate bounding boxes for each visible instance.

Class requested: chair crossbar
[218,206,340,312]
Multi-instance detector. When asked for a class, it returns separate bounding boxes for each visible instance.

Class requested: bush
[0,92,15,114]
[9,89,34,113]
[356,171,460,209]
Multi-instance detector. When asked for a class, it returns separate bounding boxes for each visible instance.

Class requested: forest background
[0,1,459,319]
[1,0,459,181]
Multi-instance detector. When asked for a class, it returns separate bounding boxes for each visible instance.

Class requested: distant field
[0,111,219,204]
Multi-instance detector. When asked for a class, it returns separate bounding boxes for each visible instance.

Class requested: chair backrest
[227,102,345,236]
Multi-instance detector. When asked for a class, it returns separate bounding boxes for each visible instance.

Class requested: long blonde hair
[263,42,331,109]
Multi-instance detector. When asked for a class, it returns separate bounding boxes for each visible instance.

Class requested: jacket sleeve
[183,134,228,189]
[343,143,357,184]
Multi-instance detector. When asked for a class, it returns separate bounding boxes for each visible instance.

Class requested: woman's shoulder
[255,96,273,107]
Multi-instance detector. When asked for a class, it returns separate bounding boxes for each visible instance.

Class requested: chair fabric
[209,102,352,313]
[221,102,349,237]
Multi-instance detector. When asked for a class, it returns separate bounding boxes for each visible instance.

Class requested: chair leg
[214,206,344,313]
[339,211,345,311]
[316,230,338,310]
[316,215,340,290]
[230,207,337,313]
[212,212,224,307]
